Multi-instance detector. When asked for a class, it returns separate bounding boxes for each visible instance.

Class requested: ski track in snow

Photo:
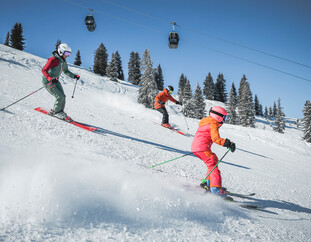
[0,45,311,241]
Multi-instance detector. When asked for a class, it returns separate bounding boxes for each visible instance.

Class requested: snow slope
[0,44,311,241]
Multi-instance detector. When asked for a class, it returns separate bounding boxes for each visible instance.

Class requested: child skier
[191,106,236,197]
[154,85,182,128]
[42,43,80,121]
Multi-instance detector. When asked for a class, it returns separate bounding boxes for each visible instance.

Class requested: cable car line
[63,0,311,83]
[96,0,311,70]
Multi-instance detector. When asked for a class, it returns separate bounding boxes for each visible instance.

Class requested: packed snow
[0,44,310,241]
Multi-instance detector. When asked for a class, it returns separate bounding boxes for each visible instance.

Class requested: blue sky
[1,0,310,118]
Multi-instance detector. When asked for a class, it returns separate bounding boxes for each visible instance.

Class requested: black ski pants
[157,107,169,124]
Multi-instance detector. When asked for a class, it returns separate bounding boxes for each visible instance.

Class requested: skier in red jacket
[42,43,80,120]
[154,86,182,128]
[191,106,236,197]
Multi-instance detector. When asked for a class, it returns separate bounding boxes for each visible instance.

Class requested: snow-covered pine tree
[214,73,227,103]
[177,73,187,103]
[93,43,108,76]
[264,106,268,119]
[203,72,215,100]
[227,83,238,124]
[193,83,206,119]
[274,98,285,133]
[55,40,61,51]
[238,76,255,127]
[302,100,311,142]
[74,50,82,66]
[238,74,247,106]
[254,95,261,116]
[10,23,25,50]
[137,49,158,108]
[106,53,118,82]
[114,51,124,81]
[128,52,141,85]
[269,106,273,119]
[182,80,196,118]
[4,32,10,46]
[154,64,164,90]
[273,102,277,118]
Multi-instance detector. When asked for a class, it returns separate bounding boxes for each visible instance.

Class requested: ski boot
[161,123,172,129]
[210,187,233,201]
[54,111,72,122]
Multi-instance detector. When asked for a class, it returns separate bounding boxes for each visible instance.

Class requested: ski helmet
[167,85,174,93]
[58,43,72,57]
[209,106,228,123]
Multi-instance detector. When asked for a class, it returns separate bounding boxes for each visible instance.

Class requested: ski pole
[181,106,189,130]
[150,152,193,168]
[71,78,78,98]
[1,86,45,111]
[204,148,231,180]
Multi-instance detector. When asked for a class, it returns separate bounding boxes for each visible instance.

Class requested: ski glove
[50,78,59,84]
[74,75,80,80]
[223,138,236,152]
[176,101,182,105]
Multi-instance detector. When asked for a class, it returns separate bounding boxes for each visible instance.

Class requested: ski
[226,191,256,198]
[154,122,186,135]
[34,107,98,132]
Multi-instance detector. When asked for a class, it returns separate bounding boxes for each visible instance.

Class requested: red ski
[154,122,186,135]
[34,107,98,132]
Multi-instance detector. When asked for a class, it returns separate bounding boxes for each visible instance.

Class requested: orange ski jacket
[191,116,226,152]
[154,88,177,109]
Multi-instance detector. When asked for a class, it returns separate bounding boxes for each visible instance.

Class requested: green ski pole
[150,152,192,168]
[204,148,231,180]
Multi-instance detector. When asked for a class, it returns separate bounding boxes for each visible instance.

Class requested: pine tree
[93,43,108,76]
[154,64,164,90]
[177,73,187,103]
[4,32,10,46]
[74,50,82,66]
[238,75,255,127]
[10,23,25,50]
[114,51,124,81]
[193,83,206,119]
[274,98,285,133]
[302,100,311,142]
[273,102,277,117]
[137,49,158,108]
[182,80,195,118]
[128,51,141,85]
[203,72,214,100]
[227,83,238,124]
[269,106,273,119]
[106,53,118,82]
[264,106,268,119]
[254,95,261,116]
[214,73,227,103]
[55,39,61,51]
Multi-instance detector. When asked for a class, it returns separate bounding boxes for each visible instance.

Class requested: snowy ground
[0,44,311,241]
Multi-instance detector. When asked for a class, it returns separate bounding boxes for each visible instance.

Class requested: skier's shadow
[92,126,191,154]
[236,195,311,215]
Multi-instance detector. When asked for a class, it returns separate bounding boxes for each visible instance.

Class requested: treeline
[3,22,311,141]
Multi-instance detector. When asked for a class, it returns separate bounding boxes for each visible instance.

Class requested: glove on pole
[204,148,231,180]
[150,152,193,168]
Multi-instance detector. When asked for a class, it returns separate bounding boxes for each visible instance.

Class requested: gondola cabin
[85,11,96,32]
[168,32,179,49]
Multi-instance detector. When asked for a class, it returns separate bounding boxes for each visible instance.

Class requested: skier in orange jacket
[154,86,181,128]
[191,106,236,197]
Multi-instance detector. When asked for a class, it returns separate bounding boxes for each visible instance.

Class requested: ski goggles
[223,115,228,122]
[169,90,173,94]
[64,51,71,57]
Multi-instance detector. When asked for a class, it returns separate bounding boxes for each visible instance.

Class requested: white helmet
[58,43,72,56]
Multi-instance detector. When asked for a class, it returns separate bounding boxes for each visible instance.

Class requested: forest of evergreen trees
[3,22,311,141]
